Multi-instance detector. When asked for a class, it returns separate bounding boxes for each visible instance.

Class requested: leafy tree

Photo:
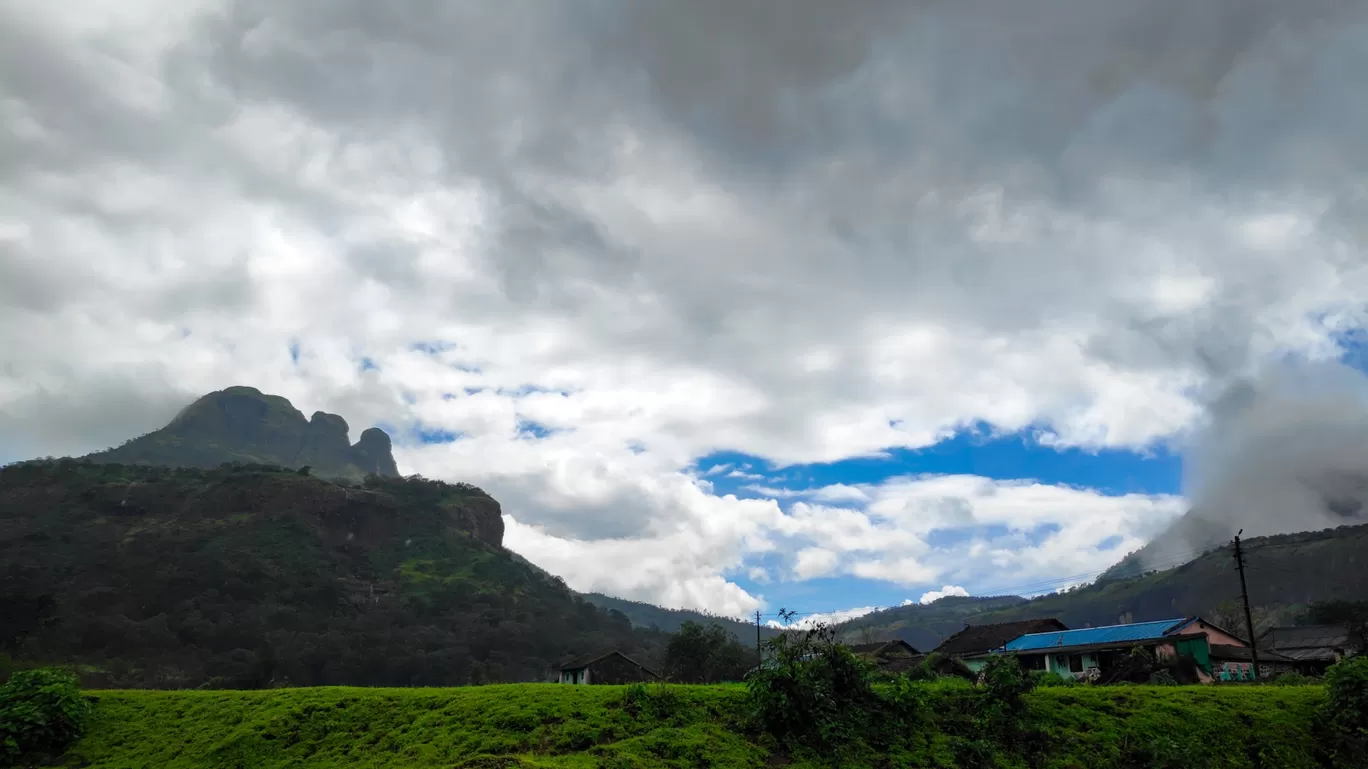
[0,668,92,766]
[746,610,876,755]
[1322,655,1368,766]
[663,621,751,683]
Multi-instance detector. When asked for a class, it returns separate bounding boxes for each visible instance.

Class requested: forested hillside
[835,596,1030,650]
[583,592,780,642]
[841,523,1368,646]
[0,460,663,687]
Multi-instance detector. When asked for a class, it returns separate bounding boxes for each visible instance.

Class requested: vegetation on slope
[583,593,780,643]
[836,595,1028,650]
[59,681,1333,768]
[78,386,400,480]
[0,460,662,688]
[843,523,1368,647]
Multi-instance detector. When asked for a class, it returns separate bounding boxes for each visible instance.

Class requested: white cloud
[769,606,883,630]
[1,0,1364,614]
[918,585,970,604]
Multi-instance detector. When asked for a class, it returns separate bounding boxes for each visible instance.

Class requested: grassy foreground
[64,682,1326,769]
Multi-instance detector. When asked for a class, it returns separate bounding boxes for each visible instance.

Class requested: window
[1069,655,1084,673]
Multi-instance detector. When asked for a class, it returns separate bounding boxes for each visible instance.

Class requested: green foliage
[1033,671,1078,687]
[1146,669,1179,686]
[0,668,92,766]
[0,461,664,688]
[745,611,877,756]
[61,683,1333,768]
[1271,671,1319,686]
[843,524,1368,651]
[663,622,751,683]
[585,593,778,642]
[1323,655,1368,766]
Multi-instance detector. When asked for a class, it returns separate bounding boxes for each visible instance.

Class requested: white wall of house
[559,668,591,684]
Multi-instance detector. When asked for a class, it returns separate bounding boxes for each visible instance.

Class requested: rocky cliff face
[83,386,400,480]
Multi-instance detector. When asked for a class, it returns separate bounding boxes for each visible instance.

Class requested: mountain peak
[84,386,400,480]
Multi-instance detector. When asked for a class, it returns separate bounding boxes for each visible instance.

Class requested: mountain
[0,459,663,687]
[81,386,400,480]
[839,523,1368,648]
[1102,473,1368,581]
[583,592,782,643]
[834,595,1031,651]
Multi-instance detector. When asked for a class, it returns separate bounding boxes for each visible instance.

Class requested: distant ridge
[82,386,400,480]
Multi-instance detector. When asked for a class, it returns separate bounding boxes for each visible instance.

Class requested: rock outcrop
[83,386,401,480]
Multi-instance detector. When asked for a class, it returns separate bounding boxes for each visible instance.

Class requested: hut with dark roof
[932,618,1068,672]
[557,650,659,685]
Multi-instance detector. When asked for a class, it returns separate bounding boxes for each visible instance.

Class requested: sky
[2,0,1367,623]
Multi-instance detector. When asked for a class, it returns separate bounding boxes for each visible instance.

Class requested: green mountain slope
[81,386,400,481]
[0,459,662,687]
[839,523,1368,647]
[835,595,1030,650]
[583,592,781,642]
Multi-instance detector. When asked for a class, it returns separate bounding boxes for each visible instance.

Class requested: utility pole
[755,610,763,667]
[1232,530,1262,679]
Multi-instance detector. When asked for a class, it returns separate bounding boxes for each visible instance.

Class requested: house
[557,651,659,685]
[849,639,920,668]
[1208,644,1299,681]
[1257,625,1354,675]
[932,618,1069,672]
[1003,616,1249,682]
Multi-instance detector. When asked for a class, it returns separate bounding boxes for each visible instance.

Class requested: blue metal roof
[1004,618,1190,652]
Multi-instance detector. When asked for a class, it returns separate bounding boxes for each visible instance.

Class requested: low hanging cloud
[914,586,971,604]
[1126,359,1368,572]
[1,0,1365,613]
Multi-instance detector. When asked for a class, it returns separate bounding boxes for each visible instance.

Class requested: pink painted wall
[1183,618,1247,647]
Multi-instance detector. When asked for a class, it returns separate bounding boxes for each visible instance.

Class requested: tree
[1304,600,1368,653]
[664,621,751,683]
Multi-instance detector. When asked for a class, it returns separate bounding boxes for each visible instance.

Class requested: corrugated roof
[933,618,1068,657]
[1005,618,1189,652]
[1259,625,1350,651]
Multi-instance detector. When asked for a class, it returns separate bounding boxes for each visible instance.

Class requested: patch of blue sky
[516,419,560,439]
[497,384,571,397]
[359,357,379,372]
[693,424,1182,500]
[287,339,301,364]
[410,341,458,355]
[415,426,463,444]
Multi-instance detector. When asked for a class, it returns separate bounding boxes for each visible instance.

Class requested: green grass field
[64,682,1328,769]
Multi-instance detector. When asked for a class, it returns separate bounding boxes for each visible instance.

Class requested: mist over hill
[1106,361,1368,580]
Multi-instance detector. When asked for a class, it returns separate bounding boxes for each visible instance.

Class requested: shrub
[1323,655,1368,765]
[1033,671,1078,687]
[1271,671,1318,686]
[746,610,876,754]
[0,668,92,767]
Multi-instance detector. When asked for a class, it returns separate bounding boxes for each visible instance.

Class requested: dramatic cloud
[2,0,1364,613]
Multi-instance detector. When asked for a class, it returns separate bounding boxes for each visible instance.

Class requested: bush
[1033,671,1078,687]
[1323,655,1368,766]
[1271,671,1318,686]
[0,668,92,766]
[746,611,876,754]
